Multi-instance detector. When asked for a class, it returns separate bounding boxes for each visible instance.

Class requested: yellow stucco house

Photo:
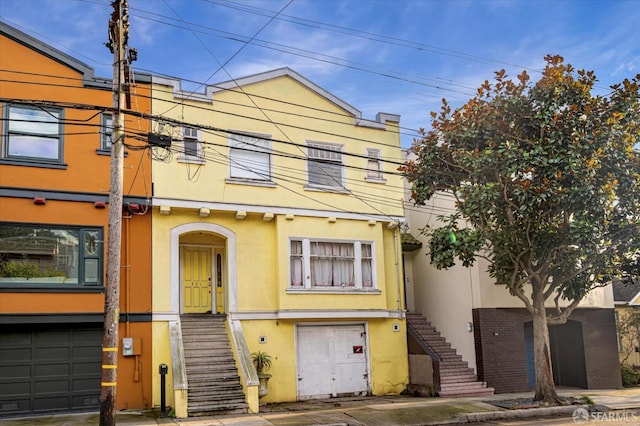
[149,68,407,416]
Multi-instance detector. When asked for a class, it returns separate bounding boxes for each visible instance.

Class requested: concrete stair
[407,312,494,397]
[180,314,248,417]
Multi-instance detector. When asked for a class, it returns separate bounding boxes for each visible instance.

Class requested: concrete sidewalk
[2,388,640,426]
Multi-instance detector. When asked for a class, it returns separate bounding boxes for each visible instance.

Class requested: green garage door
[0,324,102,417]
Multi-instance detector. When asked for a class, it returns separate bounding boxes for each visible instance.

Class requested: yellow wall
[151,74,403,218]
[241,318,408,403]
[150,69,406,406]
[616,306,640,367]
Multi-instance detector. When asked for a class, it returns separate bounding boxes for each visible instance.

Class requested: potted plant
[251,351,272,398]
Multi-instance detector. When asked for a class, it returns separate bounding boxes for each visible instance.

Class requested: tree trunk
[532,294,560,403]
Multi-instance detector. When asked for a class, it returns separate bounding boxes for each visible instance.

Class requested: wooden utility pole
[100,1,128,424]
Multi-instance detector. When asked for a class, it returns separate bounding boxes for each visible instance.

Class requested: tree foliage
[403,55,640,320]
[401,55,640,402]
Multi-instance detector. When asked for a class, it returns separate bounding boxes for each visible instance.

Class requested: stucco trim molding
[169,222,238,314]
[154,197,404,223]
[229,309,403,320]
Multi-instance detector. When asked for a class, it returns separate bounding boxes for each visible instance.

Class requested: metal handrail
[407,321,442,362]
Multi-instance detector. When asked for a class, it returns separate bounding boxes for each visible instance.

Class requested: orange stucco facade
[0,23,153,412]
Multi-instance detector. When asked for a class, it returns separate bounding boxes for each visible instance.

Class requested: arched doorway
[170,223,237,316]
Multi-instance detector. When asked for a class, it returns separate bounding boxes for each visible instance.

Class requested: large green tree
[402,56,640,403]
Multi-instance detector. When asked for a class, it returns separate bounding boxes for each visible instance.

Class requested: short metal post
[159,364,168,417]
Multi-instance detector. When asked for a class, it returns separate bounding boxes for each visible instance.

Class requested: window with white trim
[2,104,63,163]
[366,148,384,180]
[290,238,375,289]
[181,126,202,159]
[101,113,113,150]
[228,132,271,181]
[307,142,344,189]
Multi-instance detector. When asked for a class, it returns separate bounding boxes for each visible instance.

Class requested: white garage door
[296,324,369,399]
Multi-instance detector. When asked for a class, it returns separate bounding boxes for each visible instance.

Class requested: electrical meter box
[122,337,141,356]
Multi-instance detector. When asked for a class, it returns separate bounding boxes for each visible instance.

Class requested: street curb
[459,404,588,423]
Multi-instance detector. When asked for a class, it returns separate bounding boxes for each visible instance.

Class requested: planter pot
[258,373,271,398]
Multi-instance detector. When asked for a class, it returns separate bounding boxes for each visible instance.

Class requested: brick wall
[473,308,621,393]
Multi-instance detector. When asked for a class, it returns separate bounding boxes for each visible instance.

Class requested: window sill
[226,178,277,187]
[96,148,128,157]
[365,177,387,184]
[0,283,104,293]
[178,156,205,165]
[304,185,349,194]
[287,287,381,295]
[0,158,67,169]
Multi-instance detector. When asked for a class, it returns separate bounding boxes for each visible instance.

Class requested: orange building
[0,22,153,416]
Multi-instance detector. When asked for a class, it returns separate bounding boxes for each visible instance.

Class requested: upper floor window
[366,148,384,181]
[290,238,375,290]
[228,132,272,181]
[177,126,204,163]
[0,223,103,288]
[307,142,344,190]
[2,104,63,163]
[101,113,113,150]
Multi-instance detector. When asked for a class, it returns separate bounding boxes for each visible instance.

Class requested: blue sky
[1,0,639,148]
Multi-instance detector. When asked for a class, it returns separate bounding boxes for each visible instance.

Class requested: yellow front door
[182,246,212,313]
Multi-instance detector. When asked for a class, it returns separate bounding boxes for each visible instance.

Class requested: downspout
[393,226,404,319]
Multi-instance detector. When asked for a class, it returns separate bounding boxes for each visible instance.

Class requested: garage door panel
[72,395,100,408]
[35,331,70,346]
[73,378,101,391]
[73,362,99,376]
[34,363,70,377]
[0,333,32,345]
[0,348,32,362]
[0,325,101,417]
[34,347,70,361]
[34,379,69,393]
[0,364,30,379]
[0,400,27,414]
[33,396,70,412]
[73,346,100,358]
[72,329,101,341]
[0,381,30,395]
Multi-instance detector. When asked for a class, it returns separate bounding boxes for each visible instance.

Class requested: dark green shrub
[620,364,640,387]
[0,261,40,278]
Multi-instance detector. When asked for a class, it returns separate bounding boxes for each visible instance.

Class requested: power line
[0,94,408,166]
[0,70,420,149]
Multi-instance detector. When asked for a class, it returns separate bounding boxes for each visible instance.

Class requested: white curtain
[310,242,354,287]
[290,240,303,286]
[361,243,373,287]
